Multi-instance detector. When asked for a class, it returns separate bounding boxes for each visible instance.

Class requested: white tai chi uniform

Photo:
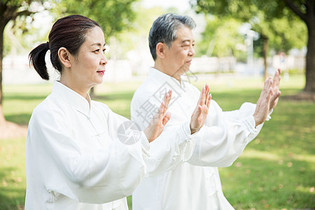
[26,81,151,210]
[131,68,270,210]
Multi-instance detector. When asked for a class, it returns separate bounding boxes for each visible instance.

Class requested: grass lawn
[0,74,314,209]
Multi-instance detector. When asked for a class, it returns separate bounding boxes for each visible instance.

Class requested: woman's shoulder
[91,100,112,113]
[32,94,68,119]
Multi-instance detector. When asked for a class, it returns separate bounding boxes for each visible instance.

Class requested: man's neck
[154,62,181,82]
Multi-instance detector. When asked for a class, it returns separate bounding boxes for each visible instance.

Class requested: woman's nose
[100,54,107,65]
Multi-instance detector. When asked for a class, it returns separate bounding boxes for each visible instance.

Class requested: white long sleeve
[25,81,149,210]
[131,68,271,210]
[131,88,195,176]
[188,101,265,167]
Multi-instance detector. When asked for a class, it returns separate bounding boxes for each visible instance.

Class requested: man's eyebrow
[181,40,195,44]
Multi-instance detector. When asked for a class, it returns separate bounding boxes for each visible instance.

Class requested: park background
[0,0,314,209]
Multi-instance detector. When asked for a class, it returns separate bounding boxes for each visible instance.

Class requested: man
[131,13,281,210]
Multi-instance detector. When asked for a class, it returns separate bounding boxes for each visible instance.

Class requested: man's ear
[156,42,167,59]
[58,47,72,68]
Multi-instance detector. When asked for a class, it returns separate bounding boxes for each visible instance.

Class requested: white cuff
[242,115,259,134]
[266,109,273,121]
[140,131,150,159]
[177,121,193,144]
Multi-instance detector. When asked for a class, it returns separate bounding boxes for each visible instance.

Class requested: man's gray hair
[149,13,196,60]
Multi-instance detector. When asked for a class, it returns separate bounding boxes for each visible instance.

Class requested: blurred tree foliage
[0,0,141,116]
[0,0,51,123]
[52,0,139,43]
[192,0,314,92]
[195,16,246,60]
[110,6,165,59]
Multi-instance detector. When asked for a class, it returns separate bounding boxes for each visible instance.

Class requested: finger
[268,87,273,101]
[270,90,281,109]
[165,90,172,108]
[205,84,210,96]
[199,86,205,106]
[261,78,271,99]
[157,90,172,121]
[162,90,172,111]
[197,105,202,116]
[162,112,171,126]
[160,90,171,113]
[205,84,210,105]
[263,77,269,89]
[266,77,272,90]
[158,101,166,120]
[273,69,280,88]
[271,89,281,102]
[206,94,211,108]
[276,70,281,87]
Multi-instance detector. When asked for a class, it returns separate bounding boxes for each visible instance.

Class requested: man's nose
[188,46,195,57]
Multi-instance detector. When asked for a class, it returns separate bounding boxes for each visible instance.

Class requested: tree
[193,0,314,93]
[196,16,246,59]
[284,0,315,93]
[0,0,48,125]
[53,0,139,97]
[0,0,139,124]
[53,0,138,41]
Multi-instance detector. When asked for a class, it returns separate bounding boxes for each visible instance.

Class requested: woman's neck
[59,77,90,100]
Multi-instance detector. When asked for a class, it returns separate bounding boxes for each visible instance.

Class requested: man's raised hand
[253,69,281,127]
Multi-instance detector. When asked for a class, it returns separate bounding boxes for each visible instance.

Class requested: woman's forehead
[84,27,105,45]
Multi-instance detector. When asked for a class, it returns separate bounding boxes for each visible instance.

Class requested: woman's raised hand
[144,91,172,142]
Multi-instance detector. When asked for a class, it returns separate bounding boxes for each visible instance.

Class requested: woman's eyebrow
[90,43,106,47]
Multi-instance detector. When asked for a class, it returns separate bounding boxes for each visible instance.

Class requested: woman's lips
[97,70,105,75]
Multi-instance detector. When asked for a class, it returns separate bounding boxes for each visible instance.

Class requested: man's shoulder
[133,78,161,100]
[131,78,163,113]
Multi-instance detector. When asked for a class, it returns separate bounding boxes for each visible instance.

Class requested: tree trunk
[0,106,5,124]
[0,20,5,124]
[304,21,315,93]
[262,36,269,80]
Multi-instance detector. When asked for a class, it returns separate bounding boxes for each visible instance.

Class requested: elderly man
[131,13,281,210]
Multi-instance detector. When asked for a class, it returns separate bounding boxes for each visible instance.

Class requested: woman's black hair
[29,15,100,80]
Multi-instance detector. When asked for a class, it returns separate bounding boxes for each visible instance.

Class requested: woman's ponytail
[29,15,101,80]
[29,42,50,80]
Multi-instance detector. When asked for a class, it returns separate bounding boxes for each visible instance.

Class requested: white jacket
[25,81,150,210]
[131,68,268,210]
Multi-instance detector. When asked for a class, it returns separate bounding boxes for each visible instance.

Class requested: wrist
[144,128,153,143]
[190,125,199,134]
[253,114,262,128]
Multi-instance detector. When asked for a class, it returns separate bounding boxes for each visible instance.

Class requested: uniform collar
[148,67,188,92]
[52,81,91,117]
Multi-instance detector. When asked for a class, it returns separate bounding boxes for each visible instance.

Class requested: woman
[25,15,171,210]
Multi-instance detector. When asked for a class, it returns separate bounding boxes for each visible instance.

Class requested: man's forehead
[174,37,194,44]
[175,26,194,41]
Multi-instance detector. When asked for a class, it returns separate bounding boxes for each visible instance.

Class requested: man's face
[163,26,195,78]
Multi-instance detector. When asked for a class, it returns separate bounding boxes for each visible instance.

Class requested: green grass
[0,75,314,209]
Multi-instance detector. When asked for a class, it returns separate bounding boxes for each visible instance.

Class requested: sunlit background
[1,0,314,209]
[3,0,306,84]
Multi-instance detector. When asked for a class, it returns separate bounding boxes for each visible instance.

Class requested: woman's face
[69,26,107,89]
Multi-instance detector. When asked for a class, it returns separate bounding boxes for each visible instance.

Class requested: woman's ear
[156,42,167,59]
[58,47,72,68]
